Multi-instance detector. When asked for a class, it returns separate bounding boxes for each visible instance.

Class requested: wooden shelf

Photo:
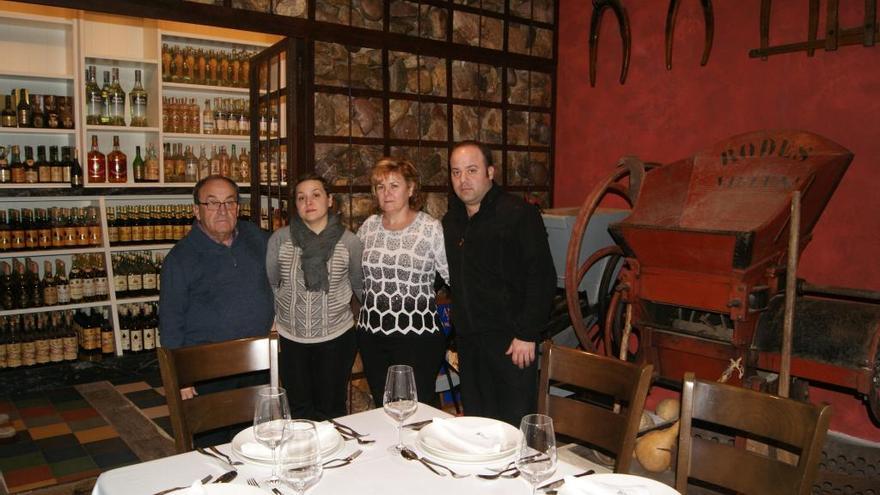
[109,243,174,252]
[114,295,160,304]
[0,183,74,190]
[85,125,161,133]
[163,132,249,141]
[0,70,74,81]
[0,300,110,317]
[84,55,159,66]
[0,127,76,135]
[0,246,105,258]
[163,81,250,94]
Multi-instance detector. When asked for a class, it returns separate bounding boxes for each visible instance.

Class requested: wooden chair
[675,372,832,495]
[158,334,278,453]
[537,342,653,473]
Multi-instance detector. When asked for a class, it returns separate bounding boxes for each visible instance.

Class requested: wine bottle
[55,260,70,305]
[130,69,148,127]
[68,257,83,303]
[49,312,65,363]
[118,305,131,353]
[143,303,156,351]
[34,313,51,365]
[24,146,38,184]
[49,146,63,184]
[132,146,145,182]
[100,308,114,356]
[94,255,109,301]
[81,255,96,302]
[0,146,9,184]
[69,147,84,188]
[36,146,52,183]
[17,88,32,128]
[129,304,143,353]
[42,260,57,306]
[107,135,127,183]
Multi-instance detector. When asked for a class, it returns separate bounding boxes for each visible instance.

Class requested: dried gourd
[634,421,679,472]
[656,398,680,421]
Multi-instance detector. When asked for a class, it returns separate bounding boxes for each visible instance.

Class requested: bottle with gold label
[42,260,57,306]
[55,260,70,305]
[118,206,132,244]
[0,210,10,252]
[24,146,38,184]
[49,312,64,363]
[34,313,51,365]
[36,209,52,249]
[68,257,83,303]
[61,311,77,361]
[94,255,108,301]
[80,255,96,302]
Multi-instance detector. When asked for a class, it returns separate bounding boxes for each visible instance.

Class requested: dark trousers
[194,371,269,448]
[279,328,358,421]
[457,332,537,427]
[357,329,446,409]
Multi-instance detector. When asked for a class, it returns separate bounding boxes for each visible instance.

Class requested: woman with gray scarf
[266,174,363,420]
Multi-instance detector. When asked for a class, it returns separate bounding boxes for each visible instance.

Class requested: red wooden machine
[564,130,880,419]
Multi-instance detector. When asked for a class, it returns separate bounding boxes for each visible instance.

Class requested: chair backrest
[158,334,278,453]
[537,342,652,473]
[675,372,832,495]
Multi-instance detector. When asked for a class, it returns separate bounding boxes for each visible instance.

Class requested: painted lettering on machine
[719,137,813,165]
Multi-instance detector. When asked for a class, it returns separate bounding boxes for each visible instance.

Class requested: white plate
[416,416,520,463]
[184,485,267,495]
[231,423,343,465]
[558,473,681,495]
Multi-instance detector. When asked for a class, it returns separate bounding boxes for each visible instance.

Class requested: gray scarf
[290,212,345,292]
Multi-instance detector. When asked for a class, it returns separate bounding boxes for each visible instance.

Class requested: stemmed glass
[253,386,291,485]
[277,419,323,495]
[383,364,418,453]
[516,414,557,495]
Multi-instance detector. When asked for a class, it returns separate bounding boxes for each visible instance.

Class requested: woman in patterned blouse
[357,158,450,407]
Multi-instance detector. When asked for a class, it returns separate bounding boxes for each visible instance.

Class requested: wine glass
[516,414,557,495]
[383,364,418,453]
[278,420,323,495]
[253,386,291,485]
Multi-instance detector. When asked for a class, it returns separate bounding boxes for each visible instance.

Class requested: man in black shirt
[442,141,556,426]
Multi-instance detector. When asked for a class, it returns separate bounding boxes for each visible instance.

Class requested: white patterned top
[357,211,450,335]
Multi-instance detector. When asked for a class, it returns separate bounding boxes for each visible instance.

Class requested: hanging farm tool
[664,0,714,69]
[589,0,631,86]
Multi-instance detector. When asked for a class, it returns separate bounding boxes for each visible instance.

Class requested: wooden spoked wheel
[564,158,658,357]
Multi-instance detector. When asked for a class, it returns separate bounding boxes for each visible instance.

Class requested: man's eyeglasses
[198,199,239,211]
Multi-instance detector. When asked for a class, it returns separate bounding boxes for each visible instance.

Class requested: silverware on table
[400,447,469,478]
[246,478,260,487]
[212,470,238,484]
[401,419,433,430]
[208,446,243,465]
[323,449,364,469]
[196,447,242,467]
[151,474,213,495]
[477,466,520,480]
[329,419,370,438]
[536,469,595,491]
[399,446,445,476]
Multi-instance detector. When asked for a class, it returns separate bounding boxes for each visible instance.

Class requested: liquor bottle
[59,96,75,130]
[94,256,109,301]
[69,147,84,188]
[210,144,220,176]
[202,98,214,134]
[198,145,210,180]
[36,146,51,183]
[132,145,145,182]
[0,262,11,309]
[229,144,240,181]
[142,253,158,296]
[86,66,103,125]
[44,95,60,129]
[162,142,174,181]
[81,255,96,302]
[219,145,231,178]
[87,136,106,183]
[42,260,57,307]
[0,146,9,184]
[259,146,268,182]
[17,88,32,128]
[127,254,143,297]
[130,206,143,244]
[49,146,63,183]
[61,207,76,247]
[34,314,51,365]
[144,144,160,182]
[105,207,118,245]
[61,311,77,361]
[0,211,10,253]
[24,146,38,184]
[48,313,64,363]
[196,49,207,84]
[117,206,132,244]
[143,303,156,351]
[36,209,51,249]
[54,260,69,305]
[241,52,250,89]
[26,259,42,308]
[214,97,227,135]
[98,71,111,125]
[87,206,102,246]
[73,207,89,247]
[9,145,24,184]
[174,143,186,180]
[239,146,251,183]
[100,308,114,356]
[108,68,126,126]
[113,253,128,298]
[208,50,218,85]
[6,316,22,368]
[130,69,148,127]
[22,209,38,250]
[68,257,83,303]
[129,304,143,353]
[31,94,45,128]
[9,209,25,251]
[161,44,172,82]
[184,145,198,182]
[108,135,127,183]
[20,315,36,366]
[142,206,155,243]
[270,108,279,138]
[238,99,249,136]
[0,317,7,367]
[183,47,194,83]
[1,95,16,127]
[118,305,130,353]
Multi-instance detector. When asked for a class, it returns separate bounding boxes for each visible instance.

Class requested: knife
[212,470,238,484]
[536,469,595,492]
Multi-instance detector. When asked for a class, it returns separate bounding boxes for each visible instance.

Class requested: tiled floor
[0,388,138,493]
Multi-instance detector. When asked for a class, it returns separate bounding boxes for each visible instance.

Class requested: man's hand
[180,387,198,400]
[505,338,536,369]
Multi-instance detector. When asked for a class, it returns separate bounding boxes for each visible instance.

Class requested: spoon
[399,447,445,476]
[477,467,521,480]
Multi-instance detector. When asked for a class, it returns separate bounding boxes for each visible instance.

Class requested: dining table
[92,403,611,495]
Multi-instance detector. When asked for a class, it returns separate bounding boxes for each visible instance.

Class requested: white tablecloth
[92,404,609,495]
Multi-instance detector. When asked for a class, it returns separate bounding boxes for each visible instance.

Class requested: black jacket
[442,183,557,342]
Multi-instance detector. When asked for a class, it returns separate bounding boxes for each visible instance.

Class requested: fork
[246,478,260,488]
[477,467,520,480]
[208,446,243,466]
[336,429,376,445]
[323,449,364,469]
[196,447,243,467]
[151,474,212,495]
[329,419,371,438]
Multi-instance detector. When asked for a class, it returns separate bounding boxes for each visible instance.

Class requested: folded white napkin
[558,475,652,495]
[242,422,337,459]
[422,417,506,455]
[186,479,207,495]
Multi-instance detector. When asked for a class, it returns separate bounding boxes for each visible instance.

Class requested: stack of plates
[416,417,519,463]
[557,474,681,495]
[231,423,343,465]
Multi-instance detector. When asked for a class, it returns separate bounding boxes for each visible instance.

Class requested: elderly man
[442,141,557,426]
[159,175,274,404]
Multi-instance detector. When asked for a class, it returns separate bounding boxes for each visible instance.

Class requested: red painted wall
[554,1,880,439]
[554,0,880,292]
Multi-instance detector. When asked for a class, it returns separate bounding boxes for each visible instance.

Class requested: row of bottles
[257,144,287,184]
[84,66,149,127]
[86,135,136,183]
[0,255,108,310]
[118,302,159,353]
[73,307,115,360]
[0,206,101,252]
[0,311,80,368]
[161,43,253,88]
[111,251,163,299]
[0,145,84,186]
[107,204,192,245]
[163,143,250,183]
[162,97,251,136]
[2,90,75,129]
